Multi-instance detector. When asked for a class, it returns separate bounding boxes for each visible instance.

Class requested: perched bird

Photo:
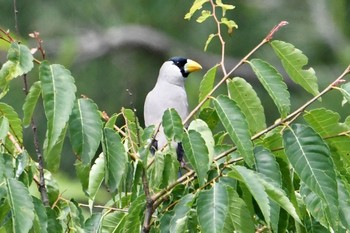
[144,57,202,162]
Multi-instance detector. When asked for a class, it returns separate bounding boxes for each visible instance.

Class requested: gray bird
[144,57,202,161]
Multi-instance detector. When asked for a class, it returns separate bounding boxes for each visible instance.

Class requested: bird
[144,57,202,163]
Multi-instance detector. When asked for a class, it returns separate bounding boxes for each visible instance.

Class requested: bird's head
[157,57,202,85]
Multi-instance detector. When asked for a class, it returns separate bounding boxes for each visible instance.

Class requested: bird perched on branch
[144,57,202,162]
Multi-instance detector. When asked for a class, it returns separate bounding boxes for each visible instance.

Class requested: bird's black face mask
[169,57,189,78]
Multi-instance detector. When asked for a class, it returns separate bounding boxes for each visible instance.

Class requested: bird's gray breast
[144,82,189,127]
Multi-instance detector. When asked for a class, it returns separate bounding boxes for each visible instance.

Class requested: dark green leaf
[169,194,195,232]
[197,182,229,233]
[271,40,319,96]
[69,98,102,164]
[337,177,350,229]
[224,186,255,233]
[122,195,145,233]
[31,197,48,233]
[228,77,266,134]
[40,61,76,171]
[249,59,290,118]
[162,108,184,142]
[198,107,219,130]
[183,129,210,186]
[22,81,41,127]
[283,124,339,228]
[0,102,23,144]
[103,128,127,192]
[84,213,102,233]
[6,178,34,233]
[75,160,90,194]
[213,95,254,167]
[102,211,126,233]
[254,146,282,232]
[198,65,218,109]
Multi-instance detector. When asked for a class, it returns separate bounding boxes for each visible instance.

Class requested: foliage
[1,0,350,232]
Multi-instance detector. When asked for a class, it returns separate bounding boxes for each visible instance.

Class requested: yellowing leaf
[185,0,209,20]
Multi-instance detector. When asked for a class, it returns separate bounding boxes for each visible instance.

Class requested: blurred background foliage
[0,0,350,200]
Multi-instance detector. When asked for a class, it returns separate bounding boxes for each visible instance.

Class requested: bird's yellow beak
[185,59,202,73]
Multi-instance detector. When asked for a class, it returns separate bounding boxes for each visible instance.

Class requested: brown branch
[141,168,154,233]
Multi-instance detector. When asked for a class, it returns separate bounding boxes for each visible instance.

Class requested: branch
[184,20,289,125]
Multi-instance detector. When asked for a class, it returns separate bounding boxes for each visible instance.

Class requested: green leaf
[87,153,105,209]
[199,65,218,109]
[0,102,23,144]
[75,160,90,194]
[270,40,319,96]
[102,211,126,233]
[303,108,350,173]
[188,119,215,165]
[31,197,48,233]
[122,108,143,148]
[183,129,210,186]
[300,184,328,228]
[216,0,235,16]
[198,107,219,130]
[220,18,238,34]
[69,98,102,164]
[122,195,145,233]
[161,153,179,188]
[46,207,63,232]
[338,82,350,105]
[169,194,195,232]
[149,151,165,189]
[204,33,216,51]
[283,124,339,228]
[228,77,266,134]
[22,81,41,127]
[184,0,209,20]
[103,128,127,193]
[197,182,229,233]
[337,177,350,229]
[162,108,184,142]
[197,10,211,23]
[254,146,282,187]
[0,116,9,142]
[40,61,76,171]
[224,186,255,233]
[84,213,102,233]
[228,166,271,227]
[6,178,34,233]
[213,95,254,167]
[249,59,290,118]
[254,146,282,233]
[0,43,34,98]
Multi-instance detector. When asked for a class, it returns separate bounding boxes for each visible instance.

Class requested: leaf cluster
[0,0,350,232]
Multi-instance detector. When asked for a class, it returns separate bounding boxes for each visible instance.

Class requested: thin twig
[209,0,227,76]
